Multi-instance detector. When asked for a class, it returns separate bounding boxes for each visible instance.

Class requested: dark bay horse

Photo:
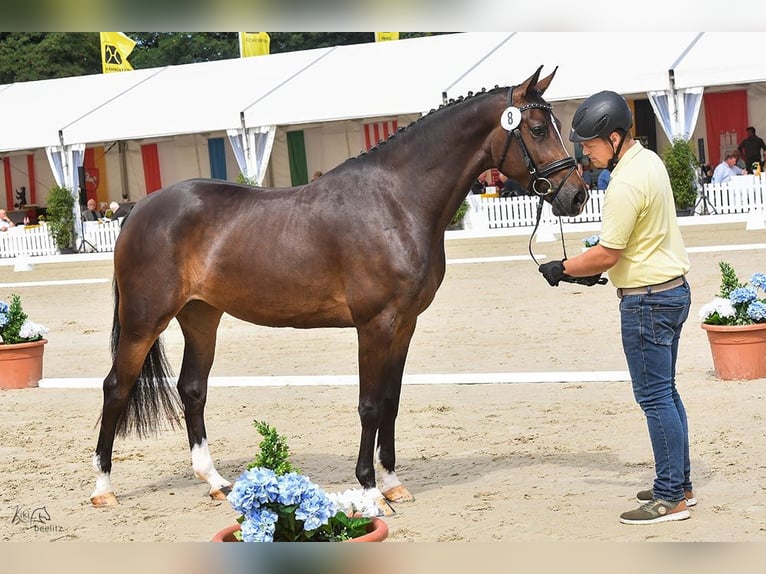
[90,66,588,512]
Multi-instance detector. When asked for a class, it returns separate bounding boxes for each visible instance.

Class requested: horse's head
[491,66,588,217]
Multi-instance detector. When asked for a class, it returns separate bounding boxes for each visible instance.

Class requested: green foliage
[247,420,299,475]
[718,261,744,298]
[236,172,258,186]
[0,33,448,83]
[662,138,698,209]
[0,33,100,83]
[0,294,28,344]
[450,199,469,226]
[45,185,75,250]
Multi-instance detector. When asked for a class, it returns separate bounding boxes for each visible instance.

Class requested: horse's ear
[533,66,558,96]
[518,65,544,98]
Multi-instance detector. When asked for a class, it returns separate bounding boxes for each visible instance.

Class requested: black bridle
[496,86,577,201]
[495,85,579,266]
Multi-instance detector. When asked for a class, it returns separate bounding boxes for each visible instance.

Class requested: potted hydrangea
[699,262,766,380]
[0,294,48,389]
[212,420,387,542]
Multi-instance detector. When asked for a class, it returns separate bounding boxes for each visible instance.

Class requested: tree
[0,33,446,83]
[0,33,101,83]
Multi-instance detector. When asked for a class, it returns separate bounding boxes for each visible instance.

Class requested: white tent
[1,32,765,200]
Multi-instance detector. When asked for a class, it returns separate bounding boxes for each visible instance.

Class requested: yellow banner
[375,32,399,42]
[240,32,270,57]
[100,32,135,73]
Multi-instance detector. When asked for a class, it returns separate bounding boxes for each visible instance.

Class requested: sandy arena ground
[1,222,765,542]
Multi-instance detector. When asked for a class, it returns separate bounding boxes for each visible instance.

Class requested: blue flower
[729,286,757,305]
[747,301,766,322]
[751,272,766,291]
[227,467,279,515]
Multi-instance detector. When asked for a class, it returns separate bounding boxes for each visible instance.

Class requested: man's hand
[538,260,566,286]
[539,260,608,287]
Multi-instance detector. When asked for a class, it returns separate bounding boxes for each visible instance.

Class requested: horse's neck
[388,98,501,229]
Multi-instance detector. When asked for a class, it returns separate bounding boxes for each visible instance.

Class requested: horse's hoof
[383,485,415,503]
[210,485,231,500]
[91,492,118,507]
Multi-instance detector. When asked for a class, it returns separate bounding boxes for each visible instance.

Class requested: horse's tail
[111,278,182,438]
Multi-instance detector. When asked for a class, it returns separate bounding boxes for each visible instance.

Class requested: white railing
[0,219,122,259]
[700,174,766,215]
[0,223,58,258]
[466,174,766,229]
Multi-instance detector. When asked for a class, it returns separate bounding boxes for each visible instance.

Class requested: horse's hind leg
[175,301,231,500]
[356,315,418,513]
[91,332,167,507]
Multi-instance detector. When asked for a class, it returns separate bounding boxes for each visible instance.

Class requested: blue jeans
[619,281,692,502]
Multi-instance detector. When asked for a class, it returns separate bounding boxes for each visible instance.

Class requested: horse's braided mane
[344,85,511,163]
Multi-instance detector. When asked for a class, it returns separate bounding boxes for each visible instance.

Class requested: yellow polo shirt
[598,141,691,288]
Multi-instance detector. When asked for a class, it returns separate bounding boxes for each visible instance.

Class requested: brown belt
[616,276,685,299]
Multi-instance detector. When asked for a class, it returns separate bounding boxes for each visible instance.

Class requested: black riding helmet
[569,91,633,142]
[570,91,633,169]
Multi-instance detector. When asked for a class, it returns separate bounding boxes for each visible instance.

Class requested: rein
[496,85,576,266]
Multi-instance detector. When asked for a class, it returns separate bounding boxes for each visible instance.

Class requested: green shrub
[45,185,75,250]
[662,138,698,210]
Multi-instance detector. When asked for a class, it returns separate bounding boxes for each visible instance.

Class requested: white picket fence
[466,173,766,229]
[0,219,121,259]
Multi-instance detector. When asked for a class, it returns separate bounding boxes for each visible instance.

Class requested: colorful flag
[363,121,398,151]
[240,32,271,57]
[374,33,399,42]
[100,32,135,73]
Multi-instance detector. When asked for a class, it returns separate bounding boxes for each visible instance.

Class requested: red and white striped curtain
[363,120,398,151]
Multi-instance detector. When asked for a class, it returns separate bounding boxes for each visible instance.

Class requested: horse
[90,65,589,513]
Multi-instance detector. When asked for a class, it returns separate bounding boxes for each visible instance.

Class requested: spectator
[737,127,766,174]
[81,198,100,221]
[597,168,611,189]
[311,170,323,181]
[109,201,129,220]
[711,152,744,184]
[0,209,16,232]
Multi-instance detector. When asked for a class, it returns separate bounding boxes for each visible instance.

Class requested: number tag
[500,106,521,131]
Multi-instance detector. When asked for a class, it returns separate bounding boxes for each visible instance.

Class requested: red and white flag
[363,121,398,151]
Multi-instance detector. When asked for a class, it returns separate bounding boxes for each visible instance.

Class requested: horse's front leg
[176,304,231,500]
[356,316,417,515]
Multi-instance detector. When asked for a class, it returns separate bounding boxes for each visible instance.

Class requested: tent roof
[0,32,763,153]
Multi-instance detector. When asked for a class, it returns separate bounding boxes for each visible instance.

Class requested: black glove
[539,260,566,286]
[561,273,608,287]
[539,260,608,287]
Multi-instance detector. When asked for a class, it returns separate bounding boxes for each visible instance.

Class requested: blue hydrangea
[751,272,766,291]
[0,301,8,314]
[747,301,766,322]
[227,467,279,515]
[729,286,757,305]
[294,484,336,531]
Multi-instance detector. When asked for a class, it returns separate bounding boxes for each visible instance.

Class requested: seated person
[109,201,129,220]
[0,209,16,232]
[498,173,524,197]
[81,198,100,221]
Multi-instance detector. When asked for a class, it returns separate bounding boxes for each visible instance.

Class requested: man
[538,91,694,525]
[711,152,744,184]
[737,126,766,174]
[81,198,100,221]
[0,209,16,232]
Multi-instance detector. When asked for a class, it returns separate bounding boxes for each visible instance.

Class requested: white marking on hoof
[191,440,231,498]
[91,454,117,506]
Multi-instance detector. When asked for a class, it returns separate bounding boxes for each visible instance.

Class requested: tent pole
[119,141,129,200]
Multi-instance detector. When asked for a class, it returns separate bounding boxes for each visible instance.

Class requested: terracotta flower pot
[0,339,47,389]
[701,323,766,380]
[211,516,388,543]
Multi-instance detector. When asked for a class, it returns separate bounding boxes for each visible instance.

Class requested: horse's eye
[531,125,547,138]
